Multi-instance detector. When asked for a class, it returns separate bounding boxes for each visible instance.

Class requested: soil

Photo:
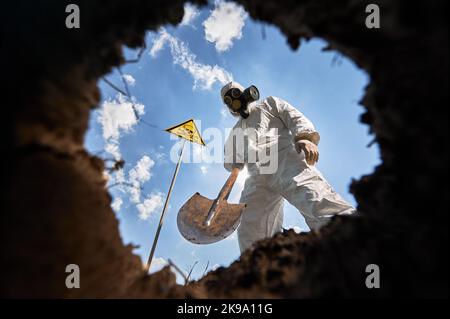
[0,0,447,298]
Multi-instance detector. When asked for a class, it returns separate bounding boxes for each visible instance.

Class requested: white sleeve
[266,96,320,145]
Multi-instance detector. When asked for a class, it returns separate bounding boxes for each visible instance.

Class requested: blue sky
[85,1,380,283]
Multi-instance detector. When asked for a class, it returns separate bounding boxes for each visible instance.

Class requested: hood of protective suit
[220,81,245,101]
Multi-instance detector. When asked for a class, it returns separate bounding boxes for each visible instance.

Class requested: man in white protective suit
[221,82,356,253]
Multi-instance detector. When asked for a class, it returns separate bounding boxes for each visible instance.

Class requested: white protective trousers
[224,96,355,253]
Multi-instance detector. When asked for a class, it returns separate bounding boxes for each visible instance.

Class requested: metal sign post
[145,139,186,273]
[145,119,205,273]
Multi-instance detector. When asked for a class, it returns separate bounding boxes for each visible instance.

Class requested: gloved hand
[295,139,319,165]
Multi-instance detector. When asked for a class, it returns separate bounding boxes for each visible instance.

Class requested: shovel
[177,167,246,244]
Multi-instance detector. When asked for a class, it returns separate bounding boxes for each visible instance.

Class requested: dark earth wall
[0,0,448,298]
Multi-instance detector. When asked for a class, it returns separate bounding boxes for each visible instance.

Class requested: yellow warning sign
[165,119,205,146]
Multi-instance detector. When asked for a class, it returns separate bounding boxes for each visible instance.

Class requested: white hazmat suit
[222,82,355,253]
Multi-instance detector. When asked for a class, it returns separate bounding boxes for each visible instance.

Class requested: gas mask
[223,85,260,119]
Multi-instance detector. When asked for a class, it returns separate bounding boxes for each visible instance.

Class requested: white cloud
[286,225,305,234]
[115,169,126,184]
[129,187,141,205]
[129,155,155,185]
[97,78,166,223]
[105,153,165,220]
[137,192,165,220]
[97,93,144,141]
[155,152,165,161]
[149,257,186,284]
[111,197,123,211]
[203,0,248,52]
[98,94,148,209]
[149,32,168,57]
[123,74,136,86]
[211,264,221,271]
[200,166,208,175]
[180,3,200,26]
[105,142,121,160]
[150,28,233,90]
[128,155,155,204]
[149,257,169,273]
[220,107,229,118]
[131,97,145,115]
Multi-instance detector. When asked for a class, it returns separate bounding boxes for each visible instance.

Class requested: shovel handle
[204,167,241,227]
[219,167,241,201]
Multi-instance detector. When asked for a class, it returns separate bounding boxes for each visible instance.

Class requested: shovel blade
[177,193,246,244]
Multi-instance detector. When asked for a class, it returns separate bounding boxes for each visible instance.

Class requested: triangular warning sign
[165,119,205,146]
